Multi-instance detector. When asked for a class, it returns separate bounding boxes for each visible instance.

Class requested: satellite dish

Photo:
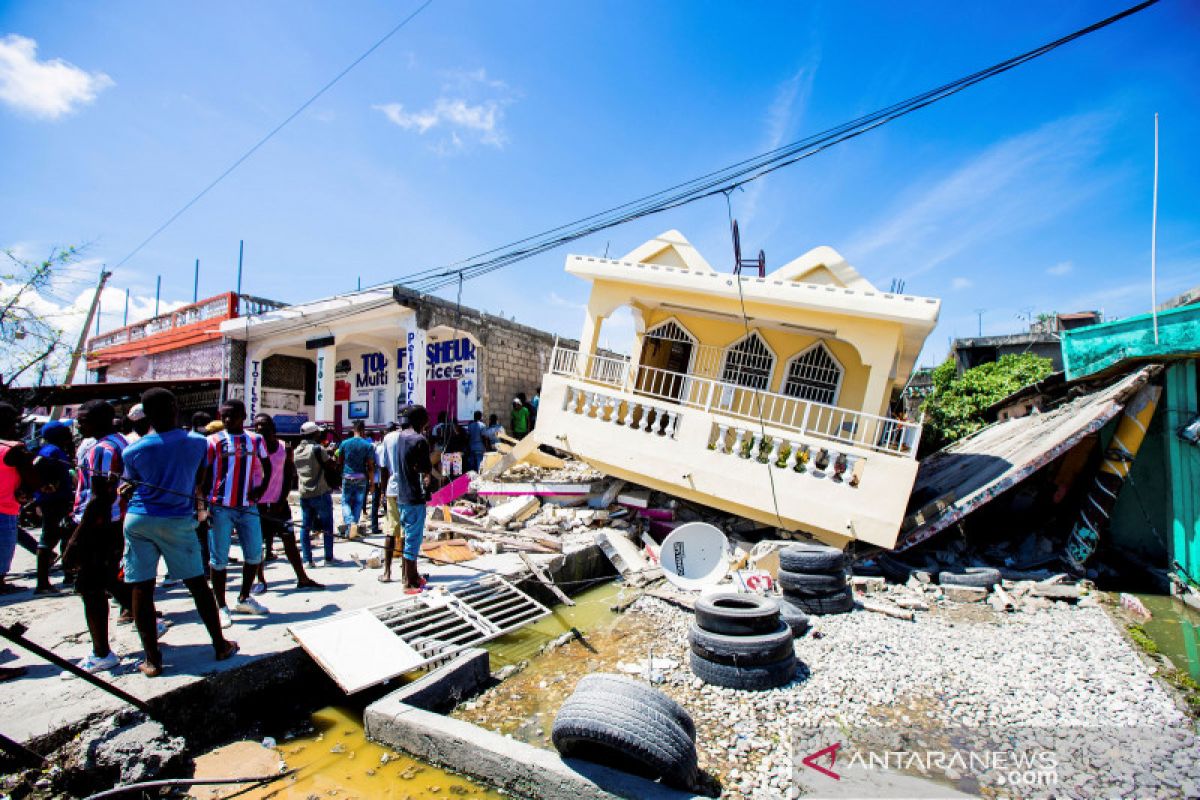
[659,522,730,591]
[128,356,149,379]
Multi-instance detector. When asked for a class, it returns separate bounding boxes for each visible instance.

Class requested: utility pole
[123,289,129,326]
[236,240,244,297]
[974,308,986,337]
[154,275,161,317]
[194,258,200,303]
[1151,112,1160,344]
[52,267,111,417]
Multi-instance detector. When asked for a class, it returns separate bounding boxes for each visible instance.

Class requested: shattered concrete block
[894,595,930,611]
[851,575,886,594]
[61,710,187,789]
[487,495,541,527]
[943,585,988,603]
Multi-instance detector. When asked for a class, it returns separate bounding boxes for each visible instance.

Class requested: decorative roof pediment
[767,246,875,291]
[620,230,716,273]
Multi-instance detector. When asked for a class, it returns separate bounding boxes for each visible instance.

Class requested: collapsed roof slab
[896,366,1161,551]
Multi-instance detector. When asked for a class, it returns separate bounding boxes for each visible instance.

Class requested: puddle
[199,706,503,799]
[1135,593,1200,681]
[485,580,633,667]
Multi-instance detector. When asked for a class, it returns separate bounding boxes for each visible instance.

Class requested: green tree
[0,245,83,391]
[921,353,1054,451]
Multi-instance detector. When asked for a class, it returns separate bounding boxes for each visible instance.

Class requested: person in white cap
[292,421,336,567]
[124,404,151,445]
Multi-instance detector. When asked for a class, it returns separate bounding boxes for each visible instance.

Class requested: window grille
[646,320,693,344]
[783,343,842,405]
[721,332,774,390]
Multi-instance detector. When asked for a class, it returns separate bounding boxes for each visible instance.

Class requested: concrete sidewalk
[0,506,571,745]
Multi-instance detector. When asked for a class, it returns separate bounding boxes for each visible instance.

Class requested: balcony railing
[548,345,919,457]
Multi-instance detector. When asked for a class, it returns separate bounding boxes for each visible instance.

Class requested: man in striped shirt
[203,399,272,627]
[62,400,132,673]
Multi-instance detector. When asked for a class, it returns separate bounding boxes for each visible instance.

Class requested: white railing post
[714,423,729,453]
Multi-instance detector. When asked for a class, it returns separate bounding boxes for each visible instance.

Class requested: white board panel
[290,608,424,693]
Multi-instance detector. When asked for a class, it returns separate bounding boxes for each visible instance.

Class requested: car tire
[778,543,846,573]
[877,554,914,584]
[782,587,855,615]
[572,673,695,741]
[938,567,1001,588]
[777,569,847,597]
[688,650,797,691]
[778,600,811,637]
[693,593,780,636]
[552,693,698,788]
[688,620,794,666]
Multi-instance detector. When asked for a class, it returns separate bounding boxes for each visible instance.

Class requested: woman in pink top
[253,414,323,593]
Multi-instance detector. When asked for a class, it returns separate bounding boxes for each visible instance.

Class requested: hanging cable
[367,0,1158,296]
[109,0,435,273]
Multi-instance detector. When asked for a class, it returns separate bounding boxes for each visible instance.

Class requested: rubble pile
[625,595,1199,800]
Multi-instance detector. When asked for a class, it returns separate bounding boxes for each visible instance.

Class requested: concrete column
[400,326,427,407]
[315,344,336,424]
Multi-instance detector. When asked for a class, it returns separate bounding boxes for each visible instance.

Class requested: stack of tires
[777,543,855,616]
[688,594,797,691]
[552,673,698,789]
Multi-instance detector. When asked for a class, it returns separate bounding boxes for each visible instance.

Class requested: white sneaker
[233,596,269,615]
[76,652,120,673]
[219,607,234,628]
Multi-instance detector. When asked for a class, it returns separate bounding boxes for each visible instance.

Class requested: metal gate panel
[290,575,551,693]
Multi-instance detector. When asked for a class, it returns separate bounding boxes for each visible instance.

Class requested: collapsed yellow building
[532,231,941,549]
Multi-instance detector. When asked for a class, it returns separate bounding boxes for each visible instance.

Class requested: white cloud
[374,66,516,151]
[951,277,973,290]
[1048,261,1073,276]
[847,112,1114,281]
[0,34,113,119]
[741,64,817,228]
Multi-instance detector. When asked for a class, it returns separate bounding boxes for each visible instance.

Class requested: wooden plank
[518,553,575,607]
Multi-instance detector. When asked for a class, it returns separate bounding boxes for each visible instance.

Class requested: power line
[109,0,435,273]
[374,0,1158,296]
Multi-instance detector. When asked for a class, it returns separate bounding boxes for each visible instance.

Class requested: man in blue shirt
[335,420,375,535]
[464,411,486,473]
[121,388,237,677]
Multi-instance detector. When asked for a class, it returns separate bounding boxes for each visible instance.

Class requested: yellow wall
[640,308,870,413]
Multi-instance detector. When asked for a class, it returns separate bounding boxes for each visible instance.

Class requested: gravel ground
[621,596,1198,799]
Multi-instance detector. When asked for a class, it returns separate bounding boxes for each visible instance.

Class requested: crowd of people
[0,386,540,681]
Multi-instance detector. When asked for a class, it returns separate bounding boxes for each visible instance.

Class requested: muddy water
[191,582,633,799]
[215,706,503,799]
[1136,593,1200,680]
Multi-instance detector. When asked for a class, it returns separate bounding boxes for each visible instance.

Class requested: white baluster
[731,428,747,457]
[586,392,598,417]
[644,407,657,433]
[605,396,617,423]
[563,386,575,412]
[620,401,636,427]
[769,437,785,466]
[714,424,729,453]
[656,409,670,436]
[749,432,763,460]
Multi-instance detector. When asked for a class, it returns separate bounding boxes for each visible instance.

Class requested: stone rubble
[623,594,1199,800]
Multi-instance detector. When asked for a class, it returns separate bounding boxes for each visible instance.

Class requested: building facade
[532,230,941,549]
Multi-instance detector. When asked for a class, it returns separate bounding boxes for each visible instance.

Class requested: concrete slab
[364,698,704,800]
[380,647,490,712]
[0,499,595,745]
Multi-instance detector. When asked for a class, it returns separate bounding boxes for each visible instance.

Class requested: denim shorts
[208,505,264,570]
[124,513,204,584]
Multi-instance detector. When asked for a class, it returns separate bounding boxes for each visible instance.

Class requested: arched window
[783,342,843,405]
[721,331,774,390]
[646,319,694,345]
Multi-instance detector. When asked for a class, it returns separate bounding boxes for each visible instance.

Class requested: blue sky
[2,0,1198,371]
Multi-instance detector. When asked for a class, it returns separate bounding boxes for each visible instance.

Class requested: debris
[517,553,574,607]
[1120,593,1152,619]
[616,489,651,509]
[429,474,475,508]
[992,584,1018,612]
[191,741,282,800]
[594,528,661,586]
[659,522,731,590]
[473,480,596,498]
[851,575,886,594]
[1030,583,1083,603]
[421,539,477,564]
[592,479,627,509]
[858,597,915,621]
[893,595,930,611]
[487,495,541,526]
[942,585,988,603]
